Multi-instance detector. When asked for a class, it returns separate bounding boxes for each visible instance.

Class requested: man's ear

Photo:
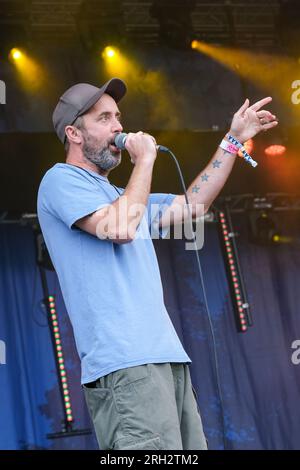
[65,125,82,145]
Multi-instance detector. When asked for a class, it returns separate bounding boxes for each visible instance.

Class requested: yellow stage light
[190,40,300,111]
[101,47,129,78]
[10,48,22,60]
[9,48,46,92]
[102,46,117,59]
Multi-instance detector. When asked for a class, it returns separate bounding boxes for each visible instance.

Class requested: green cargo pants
[83,362,208,450]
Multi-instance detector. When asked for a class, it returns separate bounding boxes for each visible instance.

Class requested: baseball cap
[52,78,127,144]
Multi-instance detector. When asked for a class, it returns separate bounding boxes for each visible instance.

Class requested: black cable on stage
[160,145,227,450]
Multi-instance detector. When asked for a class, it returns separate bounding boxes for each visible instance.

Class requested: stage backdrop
[0,212,300,449]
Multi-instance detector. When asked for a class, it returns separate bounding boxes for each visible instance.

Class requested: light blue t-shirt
[37,163,191,384]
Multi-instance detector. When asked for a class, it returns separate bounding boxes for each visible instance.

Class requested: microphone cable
[159,145,227,450]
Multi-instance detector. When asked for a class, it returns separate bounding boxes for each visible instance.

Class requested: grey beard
[82,137,121,172]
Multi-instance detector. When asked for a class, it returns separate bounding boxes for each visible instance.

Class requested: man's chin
[84,147,121,171]
[108,152,122,169]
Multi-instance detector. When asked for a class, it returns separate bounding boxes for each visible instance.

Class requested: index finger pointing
[250,96,272,112]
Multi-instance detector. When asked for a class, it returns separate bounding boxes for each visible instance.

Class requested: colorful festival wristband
[226,134,258,168]
[219,139,239,154]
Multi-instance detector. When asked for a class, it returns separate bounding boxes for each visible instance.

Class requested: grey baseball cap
[52,78,127,144]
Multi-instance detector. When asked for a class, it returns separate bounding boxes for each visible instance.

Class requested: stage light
[264,144,286,157]
[106,48,115,58]
[219,211,251,332]
[10,48,22,60]
[101,46,130,79]
[46,294,74,428]
[272,234,295,244]
[102,46,117,59]
[190,39,300,111]
[248,210,280,245]
[9,48,46,93]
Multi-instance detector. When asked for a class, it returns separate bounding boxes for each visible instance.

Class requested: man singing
[37,77,277,450]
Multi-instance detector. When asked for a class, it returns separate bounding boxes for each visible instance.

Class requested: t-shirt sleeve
[147,193,177,239]
[38,167,113,230]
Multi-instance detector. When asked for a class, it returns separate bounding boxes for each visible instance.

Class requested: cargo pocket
[82,384,112,421]
[82,384,116,449]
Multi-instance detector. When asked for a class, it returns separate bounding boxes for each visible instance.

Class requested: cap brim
[78,78,127,117]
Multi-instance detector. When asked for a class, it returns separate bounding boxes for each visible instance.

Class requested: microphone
[114,132,168,153]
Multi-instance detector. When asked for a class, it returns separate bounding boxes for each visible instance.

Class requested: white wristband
[219,139,239,154]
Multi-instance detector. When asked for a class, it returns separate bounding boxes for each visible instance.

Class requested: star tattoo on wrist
[201,173,210,182]
[213,160,222,168]
[192,185,200,193]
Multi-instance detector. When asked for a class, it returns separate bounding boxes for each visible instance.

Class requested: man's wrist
[225,132,258,168]
[134,155,156,168]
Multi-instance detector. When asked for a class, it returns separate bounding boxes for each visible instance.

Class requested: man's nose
[112,118,123,133]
